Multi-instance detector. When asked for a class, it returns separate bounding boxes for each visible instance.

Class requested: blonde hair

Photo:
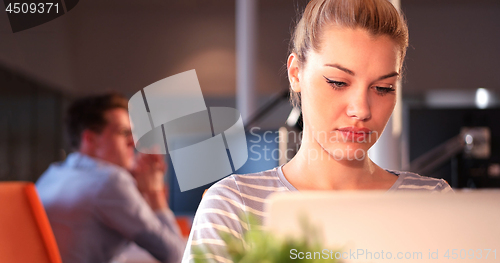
[289,0,409,107]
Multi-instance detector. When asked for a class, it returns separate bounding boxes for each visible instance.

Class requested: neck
[283,128,385,190]
[78,146,96,159]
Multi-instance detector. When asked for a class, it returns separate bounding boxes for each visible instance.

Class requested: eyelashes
[374,86,395,95]
[324,77,347,89]
[323,76,395,95]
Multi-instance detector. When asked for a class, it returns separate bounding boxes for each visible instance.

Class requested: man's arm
[130,152,184,236]
[94,169,185,263]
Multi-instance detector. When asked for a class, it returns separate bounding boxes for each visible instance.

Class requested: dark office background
[1,0,499,213]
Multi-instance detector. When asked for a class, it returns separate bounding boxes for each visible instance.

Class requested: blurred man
[36,93,184,263]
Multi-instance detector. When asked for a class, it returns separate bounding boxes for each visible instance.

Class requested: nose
[346,88,371,121]
[127,133,135,147]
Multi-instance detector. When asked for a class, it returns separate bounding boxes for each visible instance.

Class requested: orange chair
[173,189,209,239]
[175,216,192,238]
[0,182,62,263]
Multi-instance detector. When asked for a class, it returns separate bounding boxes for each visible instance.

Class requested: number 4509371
[5,3,59,14]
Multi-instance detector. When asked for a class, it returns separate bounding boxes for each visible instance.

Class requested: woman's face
[288,25,401,161]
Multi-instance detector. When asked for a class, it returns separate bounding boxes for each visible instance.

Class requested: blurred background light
[475,88,489,109]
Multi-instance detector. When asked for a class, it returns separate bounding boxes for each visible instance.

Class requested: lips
[337,127,372,142]
[337,127,372,133]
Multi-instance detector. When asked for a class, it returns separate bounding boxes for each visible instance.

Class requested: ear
[287,53,302,93]
[79,129,98,152]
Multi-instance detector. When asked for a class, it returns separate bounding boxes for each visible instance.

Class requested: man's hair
[65,93,128,149]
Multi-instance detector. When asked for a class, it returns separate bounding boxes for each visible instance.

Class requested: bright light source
[286,107,301,127]
[465,134,473,145]
[475,88,489,109]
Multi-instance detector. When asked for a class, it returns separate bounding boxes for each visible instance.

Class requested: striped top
[181,166,452,263]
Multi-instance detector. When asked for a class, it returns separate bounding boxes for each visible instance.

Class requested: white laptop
[265,191,500,263]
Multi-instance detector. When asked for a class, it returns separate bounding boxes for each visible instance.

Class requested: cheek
[118,138,132,152]
[302,78,332,116]
[301,87,322,129]
[373,95,397,127]
[305,82,347,125]
[105,138,125,154]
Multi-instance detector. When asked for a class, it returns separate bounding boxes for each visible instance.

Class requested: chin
[319,142,370,162]
[122,159,134,171]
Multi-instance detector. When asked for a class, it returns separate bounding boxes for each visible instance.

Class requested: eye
[118,129,132,137]
[374,85,395,95]
[323,76,347,90]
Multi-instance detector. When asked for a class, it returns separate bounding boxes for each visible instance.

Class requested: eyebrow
[325,63,354,75]
[325,63,399,81]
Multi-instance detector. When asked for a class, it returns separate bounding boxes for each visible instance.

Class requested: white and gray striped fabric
[181,165,452,263]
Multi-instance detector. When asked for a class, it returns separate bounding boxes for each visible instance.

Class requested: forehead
[312,25,400,71]
[103,108,130,128]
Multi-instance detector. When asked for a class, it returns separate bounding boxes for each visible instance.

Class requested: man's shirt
[36,152,185,263]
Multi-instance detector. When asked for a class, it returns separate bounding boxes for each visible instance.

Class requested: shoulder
[205,167,288,205]
[195,167,288,228]
[391,170,453,193]
[53,154,137,202]
[185,168,286,262]
[38,152,134,189]
[36,158,132,194]
[94,167,138,199]
[100,166,134,185]
[36,162,63,187]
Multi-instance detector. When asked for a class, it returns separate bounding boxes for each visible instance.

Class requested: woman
[182,0,452,262]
